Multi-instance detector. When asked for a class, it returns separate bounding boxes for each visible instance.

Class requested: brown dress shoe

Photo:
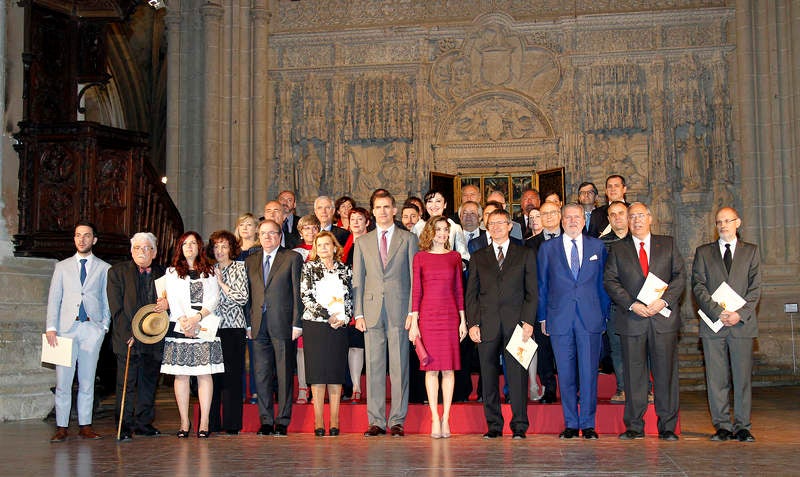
[78,425,102,440]
[50,427,69,443]
[390,424,405,437]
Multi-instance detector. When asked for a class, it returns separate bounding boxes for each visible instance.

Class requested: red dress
[411,250,464,371]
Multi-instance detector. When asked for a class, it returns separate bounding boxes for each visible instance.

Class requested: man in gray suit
[46,222,111,442]
[245,219,304,437]
[692,207,761,442]
[604,202,685,441]
[353,190,418,437]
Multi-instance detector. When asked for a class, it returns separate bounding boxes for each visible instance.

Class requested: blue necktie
[78,259,88,321]
[570,239,580,280]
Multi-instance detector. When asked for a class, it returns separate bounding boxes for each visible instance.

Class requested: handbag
[414,337,431,367]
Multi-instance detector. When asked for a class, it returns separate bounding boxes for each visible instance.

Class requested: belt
[75,316,91,322]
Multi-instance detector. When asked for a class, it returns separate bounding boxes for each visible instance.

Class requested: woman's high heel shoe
[197,429,210,438]
[441,420,451,438]
[177,423,192,438]
[351,391,361,404]
[296,387,309,404]
[430,419,442,439]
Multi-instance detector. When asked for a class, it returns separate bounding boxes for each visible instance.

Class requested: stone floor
[2,386,798,476]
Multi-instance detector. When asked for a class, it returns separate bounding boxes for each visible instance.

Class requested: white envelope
[711,282,747,312]
[41,334,72,367]
[636,272,672,317]
[698,309,724,333]
[505,325,538,369]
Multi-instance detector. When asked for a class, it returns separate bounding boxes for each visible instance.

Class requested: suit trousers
[364,307,409,428]
[210,328,246,432]
[55,321,105,427]
[115,349,161,430]
[478,326,529,433]
[533,324,557,394]
[550,330,603,429]
[605,306,625,392]
[253,325,295,427]
[620,326,679,434]
[702,335,754,433]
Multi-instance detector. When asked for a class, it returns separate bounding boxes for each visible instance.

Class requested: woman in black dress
[300,231,352,436]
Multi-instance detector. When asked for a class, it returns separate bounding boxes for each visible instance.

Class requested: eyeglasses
[486,220,510,227]
[629,213,650,221]
[132,246,154,252]
[578,190,596,196]
[715,218,739,226]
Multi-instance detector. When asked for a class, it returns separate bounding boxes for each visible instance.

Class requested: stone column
[164,3,182,212]
[234,0,253,216]
[200,2,224,236]
[251,0,270,208]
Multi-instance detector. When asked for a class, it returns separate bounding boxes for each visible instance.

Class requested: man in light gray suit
[353,190,418,437]
[692,206,761,442]
[45,222,111,442]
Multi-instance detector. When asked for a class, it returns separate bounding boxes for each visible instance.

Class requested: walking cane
[117,342,133,440]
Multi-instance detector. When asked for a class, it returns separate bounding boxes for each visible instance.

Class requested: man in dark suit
[466,208,538,439]
[264,200,300,249]
[537,204,610,440]
[515,188,541,238]
[588,175,627,238]
[107,232,168,440]
[278,190,301,236]
[577,182,598,233]
[353,190,418,437]
[604,202,685,441]
[692,207,761,442]
[245,219,304,436]
[315,195,350,246]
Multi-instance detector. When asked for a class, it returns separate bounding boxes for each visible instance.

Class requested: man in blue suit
[537,204,610,440]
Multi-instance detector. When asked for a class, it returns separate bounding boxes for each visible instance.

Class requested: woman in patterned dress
[208,230,249,434]
[161,231,223,438]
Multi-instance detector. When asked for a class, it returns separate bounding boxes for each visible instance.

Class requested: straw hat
[131,304,169,344]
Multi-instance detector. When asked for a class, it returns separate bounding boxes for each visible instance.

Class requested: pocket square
[589,254,598,261]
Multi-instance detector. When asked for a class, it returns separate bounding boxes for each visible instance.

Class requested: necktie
[380,230,389,268]
[546,233,553,240]
[639,241,649,277]
[138,266,151,274]
[585,212,591,231]
[263,254,271,287]
[570,239,580,280]
[497,246,505,270]
[723,244,732,273]
[78,259,88,322]
[283,218,290,235]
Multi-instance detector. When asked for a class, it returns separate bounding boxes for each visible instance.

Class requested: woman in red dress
[408,216,467,438]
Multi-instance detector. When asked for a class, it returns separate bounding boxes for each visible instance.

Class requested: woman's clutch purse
[414,337,431,366]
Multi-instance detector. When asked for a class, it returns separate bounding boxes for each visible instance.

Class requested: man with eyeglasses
[692,207,761,442]
[604,202,685,441]
[245,219,304,437]
[588,175,628,238]
[486,190,524,241]
[577,182,598,233]
[466,208,537,439]
[107,232,169,440]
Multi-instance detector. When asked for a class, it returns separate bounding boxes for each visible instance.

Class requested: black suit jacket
[245,247,303,340]
[603,235,686,336]
[465,242,538,342]
[107,261,166,356]
[525,228,564,255]
[587,205,609,238]
[329,225,350,248]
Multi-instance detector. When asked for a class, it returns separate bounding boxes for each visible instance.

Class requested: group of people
[44,176,761,443]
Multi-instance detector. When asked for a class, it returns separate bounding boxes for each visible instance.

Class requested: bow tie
[139,266,152,274]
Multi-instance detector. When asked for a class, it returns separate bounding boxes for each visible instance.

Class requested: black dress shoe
[118,429,134,441]
[136,424,161,437]
[314,428,325,437]
[539,392,557,404]
[582,428,599,440]
[364,425,386,437]
[710,429,733,441]
[658,431,679,441]
[512,430,526,439]
[257,424,274,435]
[559,428,580,439]
[618,429,644,440]
[225,430,239,435]
[273,424,288,436]
[390,424,405,437]
[483,430,502,439]
[329,427,340,437]
[735,429,755,442]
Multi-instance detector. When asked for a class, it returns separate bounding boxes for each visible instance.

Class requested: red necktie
[380,230,388,268]
[638,241,649,276]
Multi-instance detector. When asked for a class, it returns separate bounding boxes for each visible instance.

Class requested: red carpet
[195,373,678,435]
